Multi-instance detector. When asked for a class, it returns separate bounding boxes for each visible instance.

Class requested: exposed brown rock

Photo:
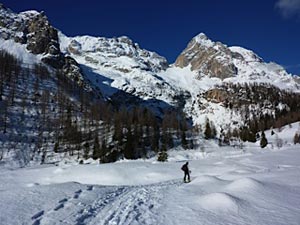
[26,13,59,55]
[68,40,82,55]
[175,34,238,80]
[205,89,229,103]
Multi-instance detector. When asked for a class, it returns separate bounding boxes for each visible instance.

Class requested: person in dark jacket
[181,162,190,182]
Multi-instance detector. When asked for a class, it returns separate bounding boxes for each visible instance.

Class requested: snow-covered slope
[58,33,180,106]
[158,66,240,128]
[1,123,300,225]
[228,46,300,91]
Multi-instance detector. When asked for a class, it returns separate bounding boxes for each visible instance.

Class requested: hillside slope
[0,4,300,166]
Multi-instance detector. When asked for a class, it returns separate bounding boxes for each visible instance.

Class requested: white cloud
[276,0,300,18]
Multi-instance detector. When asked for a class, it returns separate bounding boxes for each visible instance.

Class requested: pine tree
[157,151,168,162]
[54,142,59,153]
[112,111,124,148]
[0,100,8,134]
[204,118,215,139]
[83,142,90,160]
[92,136,100,160]
[151,120,160,153]
[167,131,174,149]
[260,131,268,148]
[240,126,256,143]
[124,125,135,159]
[157,143,168,162]
[99,139,107,162]
[181,130,188,149]
[294,132,300,144]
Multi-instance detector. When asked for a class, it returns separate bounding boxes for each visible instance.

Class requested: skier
[181,162,191,183]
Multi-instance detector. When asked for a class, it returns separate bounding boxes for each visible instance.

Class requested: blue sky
[3,0,300,75]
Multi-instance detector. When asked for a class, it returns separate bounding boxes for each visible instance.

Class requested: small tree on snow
[54,142,59,153]
[157,143,168,162]
[294,132,300,144]
[260,131,268,148]
[181,130,188,149]
[204,118,216,139]
[83,142,90,160]
[157,150,168,162]
[92,136,101,160]
[275,135,283,148]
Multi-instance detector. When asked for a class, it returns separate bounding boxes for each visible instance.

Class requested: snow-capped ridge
[229,46,263,63]
[0,4,44,26]
[192,32,214,48]
[59,32,168,72]
[175,32,300,91]
[58,31,177,105]
[19,10,42,19]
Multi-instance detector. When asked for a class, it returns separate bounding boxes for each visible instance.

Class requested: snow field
[1,144,300,225]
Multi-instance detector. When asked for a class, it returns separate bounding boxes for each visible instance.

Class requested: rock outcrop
[25,12,59,55]
[0,5,93,92]
[175,33,239,79]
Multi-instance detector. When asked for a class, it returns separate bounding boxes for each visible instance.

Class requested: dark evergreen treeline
[0,50,192,164]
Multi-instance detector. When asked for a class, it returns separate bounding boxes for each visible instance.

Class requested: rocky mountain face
[63,35,168,72]
[174,32,300,89]
[175,33,239,79]
[58,33,182,109]
[0,4,93,92]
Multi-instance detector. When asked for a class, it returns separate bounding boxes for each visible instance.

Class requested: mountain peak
[175,33,237,79]
[19,10,42,18]
[59,32,169,73]
[193,32,208,40]
[191,32,214,48]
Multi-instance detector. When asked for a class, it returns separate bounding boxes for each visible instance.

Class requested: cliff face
[0,7,60,58]
[175,33,239,79]
[0,5,94,92]
[58,33,179,106]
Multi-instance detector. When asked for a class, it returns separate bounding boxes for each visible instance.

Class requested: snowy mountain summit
[175,32,300,90]
[58,33,181,106]
[175,32,239,79]
[60,34,168,73]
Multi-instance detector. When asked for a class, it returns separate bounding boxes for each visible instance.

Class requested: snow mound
[226,177,263,192]
[195,175,226,184]
[198,192,241,213]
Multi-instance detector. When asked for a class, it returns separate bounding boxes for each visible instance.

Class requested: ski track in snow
[31,180,182,225]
